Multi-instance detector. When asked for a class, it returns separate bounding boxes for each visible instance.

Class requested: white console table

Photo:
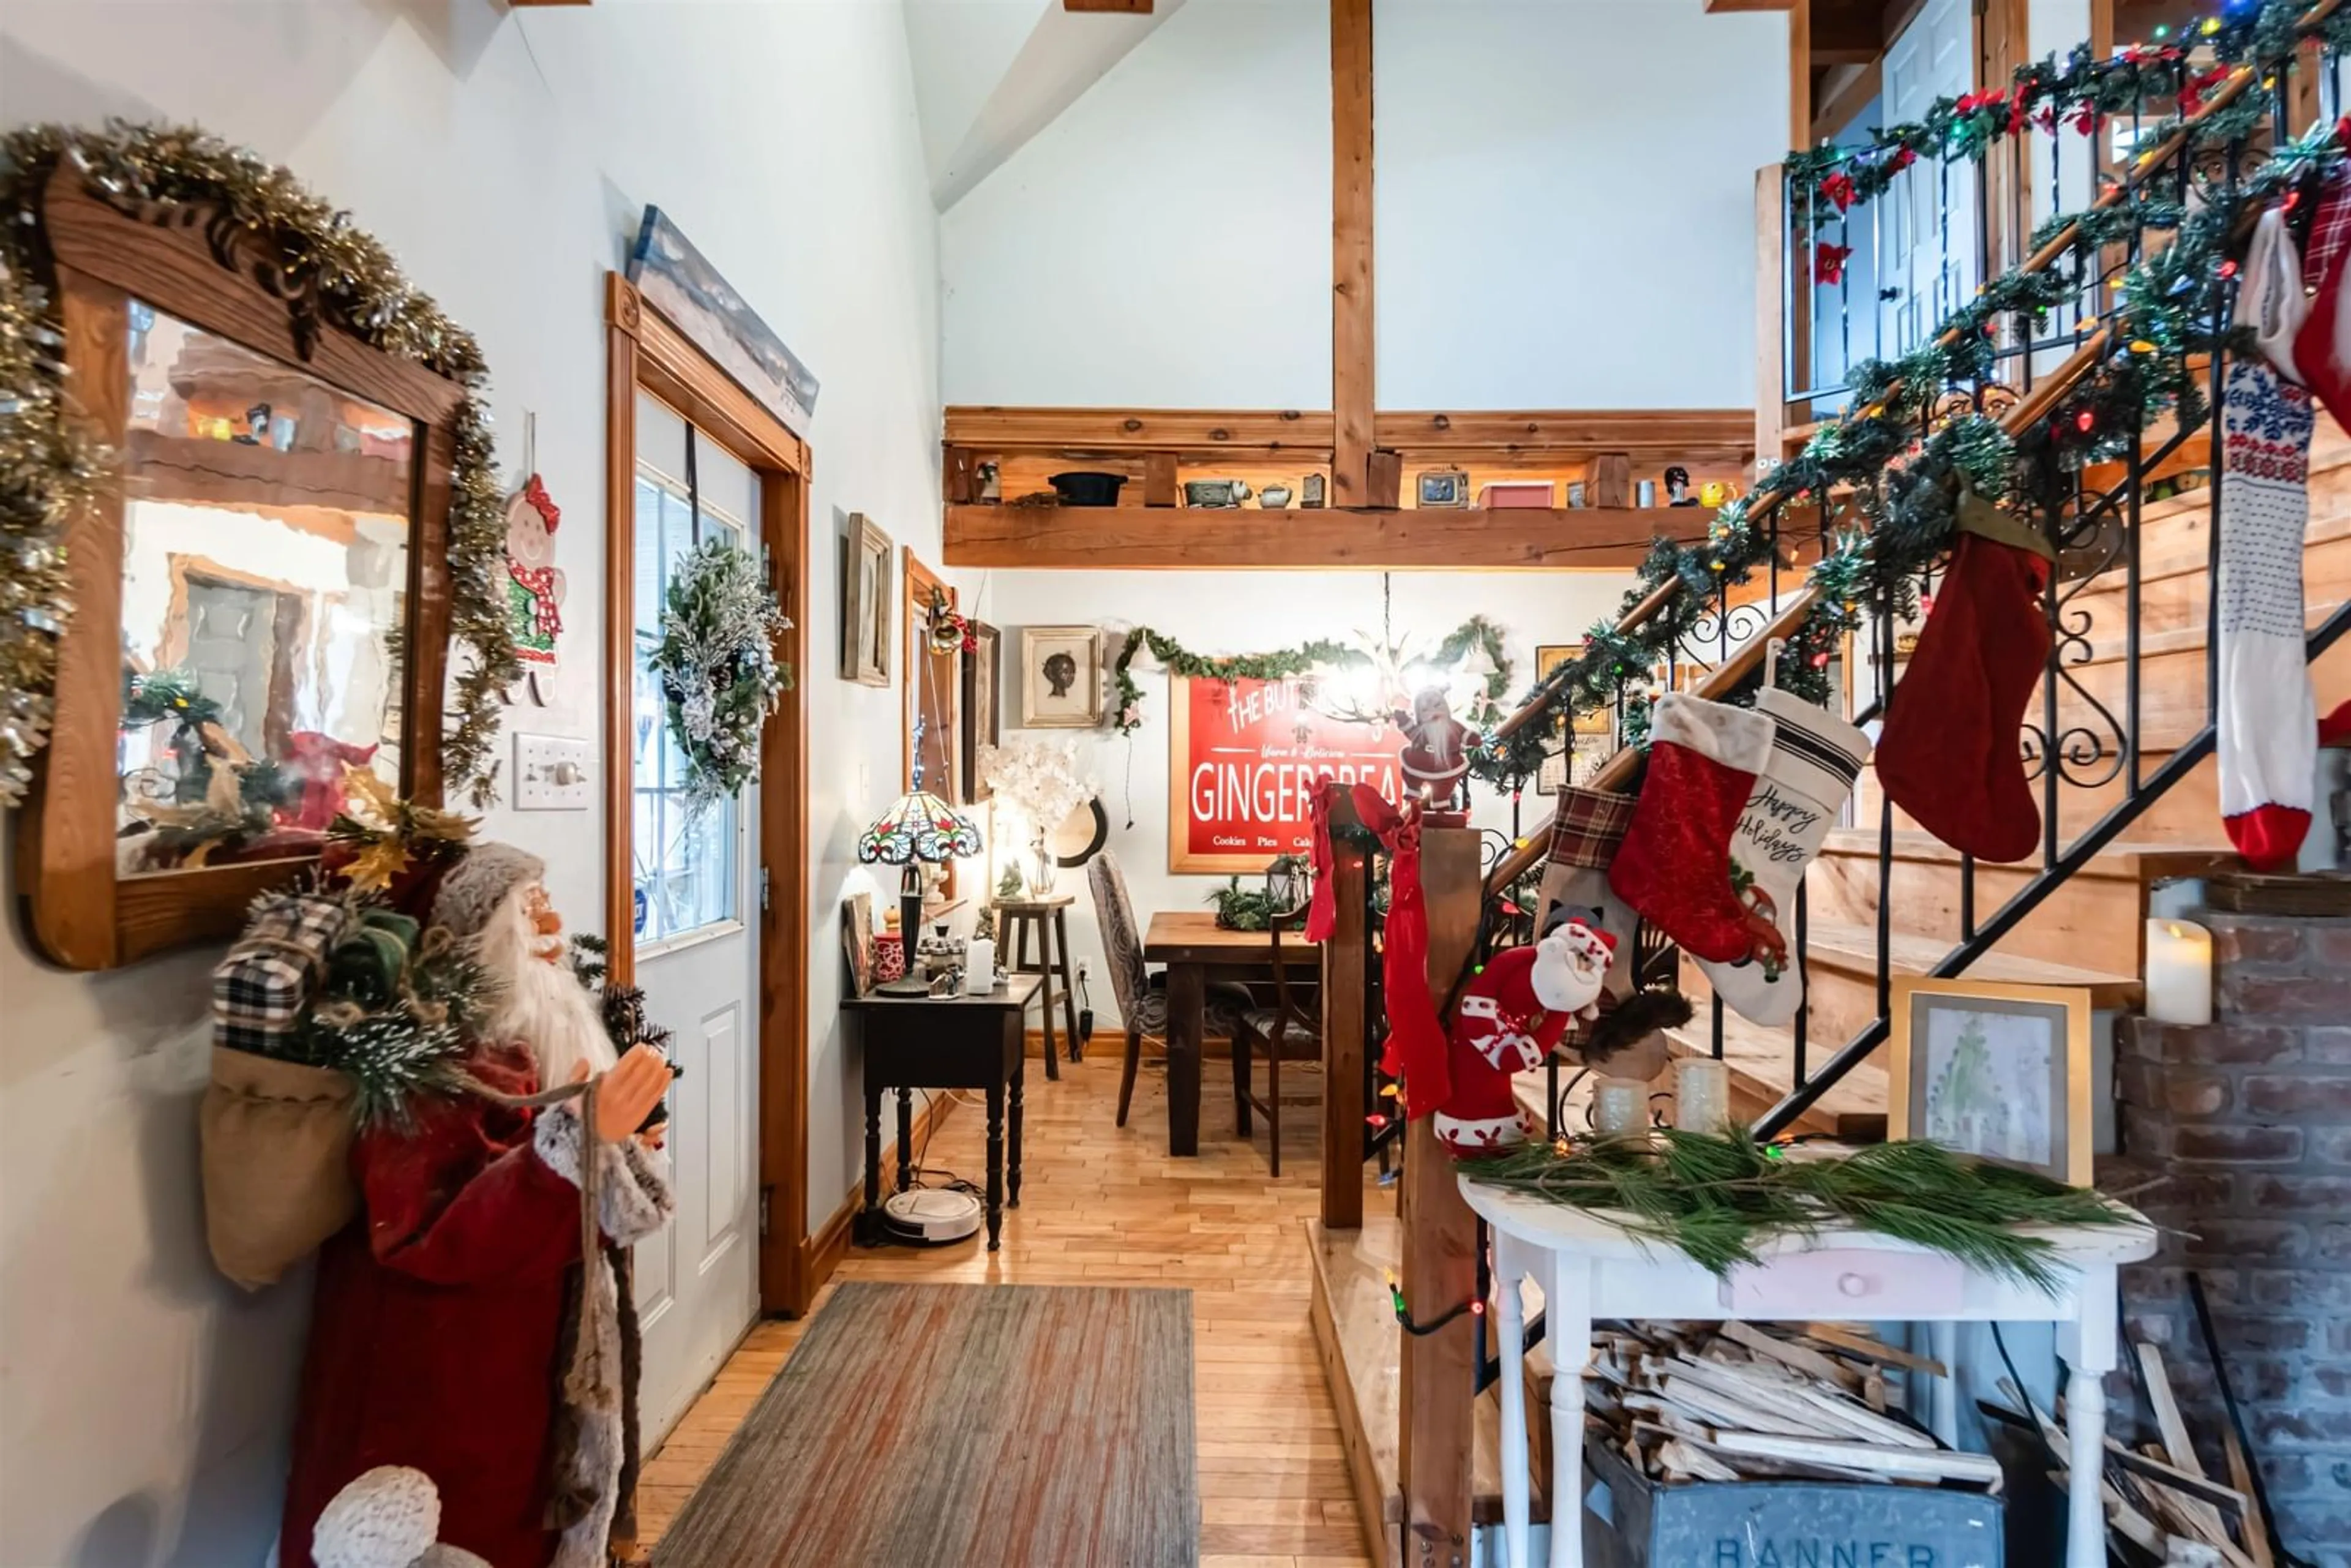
[1461,1176,2157,1568]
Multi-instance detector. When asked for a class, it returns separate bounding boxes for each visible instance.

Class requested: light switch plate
[514,733,591,811]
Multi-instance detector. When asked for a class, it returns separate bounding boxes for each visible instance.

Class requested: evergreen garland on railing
[1785,0,2351,237]
[1486,0,2351,786]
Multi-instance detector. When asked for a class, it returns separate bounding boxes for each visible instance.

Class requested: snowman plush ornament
[1433,920,1613,1155]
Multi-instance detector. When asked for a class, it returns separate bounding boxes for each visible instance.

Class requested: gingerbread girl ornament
[502,475,564,705]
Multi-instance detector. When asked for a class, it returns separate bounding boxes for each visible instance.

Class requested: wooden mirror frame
[17,167,464,971]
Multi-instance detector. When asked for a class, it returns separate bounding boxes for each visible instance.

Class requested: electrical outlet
[514,733,591,810]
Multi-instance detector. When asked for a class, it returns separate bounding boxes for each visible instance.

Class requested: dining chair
[1086,852,1251,1127]
[1231,906,1322,1176]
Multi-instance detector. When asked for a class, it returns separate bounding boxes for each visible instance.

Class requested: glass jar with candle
[1673,1057,1732,1134]
[1591,1076,1650,1139]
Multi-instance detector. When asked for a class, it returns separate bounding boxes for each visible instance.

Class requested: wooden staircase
[1661,424,2351,1130]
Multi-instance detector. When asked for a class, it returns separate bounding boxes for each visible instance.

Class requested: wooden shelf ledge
[942,501,1715,570]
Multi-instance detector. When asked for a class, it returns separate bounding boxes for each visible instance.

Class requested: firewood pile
[1581,1319,2000,1491]
[1980,1340,2282,1568]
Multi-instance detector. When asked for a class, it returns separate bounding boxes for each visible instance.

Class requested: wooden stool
[994,894,1081,1079]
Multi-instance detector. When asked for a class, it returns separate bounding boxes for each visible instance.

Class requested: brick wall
[2108,910,2351,1566]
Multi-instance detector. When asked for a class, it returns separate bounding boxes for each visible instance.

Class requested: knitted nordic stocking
[1694,686,1870,1027]
[2216,356,2320,871]
[1607,694,1778,965]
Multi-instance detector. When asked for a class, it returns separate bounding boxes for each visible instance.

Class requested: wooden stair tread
[1801,918,2142,1004]
[1818,827,2238,881]
[1665,1011,1888,1123]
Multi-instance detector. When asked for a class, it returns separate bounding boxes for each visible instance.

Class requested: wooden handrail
[1485,1,2341,762]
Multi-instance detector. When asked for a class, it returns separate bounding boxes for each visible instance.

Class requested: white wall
[1374,0,1788,409]
[0,1,940,1561]
[967,569,1637,1027]
[943,0,1788,412]
[940,0,1334,408]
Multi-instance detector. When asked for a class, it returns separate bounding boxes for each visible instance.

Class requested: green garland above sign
[1111,615,1513,757]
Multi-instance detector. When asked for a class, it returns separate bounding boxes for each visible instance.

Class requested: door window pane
[630,430,746,945]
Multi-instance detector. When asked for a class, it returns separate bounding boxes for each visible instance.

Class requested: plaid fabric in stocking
[1536,784,1664,1075]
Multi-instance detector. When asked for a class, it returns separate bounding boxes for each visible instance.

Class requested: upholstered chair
[1086,853,1253,1127]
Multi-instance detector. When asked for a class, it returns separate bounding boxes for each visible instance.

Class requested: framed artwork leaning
[962,620,1000,800]
[840,891,875,998]
[1888,978,2093,1186]
[839,512,891,686]
[1019,626,1103,729]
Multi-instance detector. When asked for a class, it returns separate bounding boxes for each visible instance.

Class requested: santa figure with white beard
[280,843,675,1568]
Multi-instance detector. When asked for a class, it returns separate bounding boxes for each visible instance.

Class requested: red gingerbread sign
[1166,674,1406,874]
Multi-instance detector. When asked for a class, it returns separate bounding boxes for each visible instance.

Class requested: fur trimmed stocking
[1608,694,1778,964]
[1695,686,1870,1027]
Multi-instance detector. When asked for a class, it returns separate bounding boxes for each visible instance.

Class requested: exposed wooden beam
[1788,0,1813,147]
[942,502,1712,571]
[1706,0,1794,9]
[508,1,589,7]
[1332,0,1375,504]
[942,405,1753,463]
[943,405,1332,454]
[1064,0,1152,10]
[1373,408,1753,463]
[1810,0,1881,63]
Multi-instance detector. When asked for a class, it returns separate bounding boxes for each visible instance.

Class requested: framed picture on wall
[962,620,1000,801]
[628,205,820,437]
[1888,978,2093,1187]
[904,551,959,800]
[839,513,891,687]
[1019,625,1103,729]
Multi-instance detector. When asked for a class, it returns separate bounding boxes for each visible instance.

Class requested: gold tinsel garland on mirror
[0,122,521,808]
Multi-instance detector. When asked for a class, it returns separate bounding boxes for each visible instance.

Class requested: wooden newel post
[1399,823,1482,1568]
[1319,792,1371,1231]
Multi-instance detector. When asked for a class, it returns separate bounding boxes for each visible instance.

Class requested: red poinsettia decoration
[2177,65,2232,119]
[2070,102,2103,137]
[1820,171,1857,212]
[1813,241,1854,286]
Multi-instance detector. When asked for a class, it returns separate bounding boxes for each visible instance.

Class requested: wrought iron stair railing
[1476,0,2351,1145]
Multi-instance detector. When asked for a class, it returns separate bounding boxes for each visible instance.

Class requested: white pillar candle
[1673,1057,1732,1135]
[2145,918,2213,1026]
[964,936,996,994]
[1591,1076,1650,1138]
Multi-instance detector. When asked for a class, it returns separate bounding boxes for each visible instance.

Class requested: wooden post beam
[1398,823,1483,1568]
[1319,790,1370,1231]
[1332,0,1375,505]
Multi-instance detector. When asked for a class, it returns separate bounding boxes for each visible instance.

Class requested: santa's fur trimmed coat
[281,1046,672,1568]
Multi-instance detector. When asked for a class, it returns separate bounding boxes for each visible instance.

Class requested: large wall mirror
[20,168,462,970]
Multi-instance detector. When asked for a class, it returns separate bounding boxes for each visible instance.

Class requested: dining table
[1141,910,1322,1156]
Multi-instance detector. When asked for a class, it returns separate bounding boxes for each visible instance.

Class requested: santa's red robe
[280,1046,662,1568]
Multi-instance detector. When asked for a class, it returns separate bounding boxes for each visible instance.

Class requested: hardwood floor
[628,1054,1381,1568]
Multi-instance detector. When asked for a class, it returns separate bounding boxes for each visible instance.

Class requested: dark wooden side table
[844,973,1040,1251]
[994,894,1081,1076]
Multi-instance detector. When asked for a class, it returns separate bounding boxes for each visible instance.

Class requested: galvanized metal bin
[1580,1437,2006,1568]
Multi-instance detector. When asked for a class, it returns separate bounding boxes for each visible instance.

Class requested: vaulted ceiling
[905,0,1186,211]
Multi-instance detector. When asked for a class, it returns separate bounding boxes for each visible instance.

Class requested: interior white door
[628,395,762,1443]
[1881,0,1977,358]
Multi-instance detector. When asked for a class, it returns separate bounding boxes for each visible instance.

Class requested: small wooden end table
[844,973,1040,1251]
[994,894,1080,1078]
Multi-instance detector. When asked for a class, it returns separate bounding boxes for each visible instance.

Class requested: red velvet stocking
[1607,694,1778,965]
[1877,531,2052,864]
[1353,786,1449,1119]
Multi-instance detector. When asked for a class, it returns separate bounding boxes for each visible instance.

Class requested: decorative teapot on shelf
[1259,484,1294,509]
[1183,479,1250,509]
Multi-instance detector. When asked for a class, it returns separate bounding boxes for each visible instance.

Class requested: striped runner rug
[648,1281,1199,1567]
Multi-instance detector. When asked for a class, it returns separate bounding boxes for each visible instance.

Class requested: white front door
[1881,0,1978,358]
[628,394,762,1442]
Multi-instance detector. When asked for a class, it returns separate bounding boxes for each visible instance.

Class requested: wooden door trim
[604,271,814,1315]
